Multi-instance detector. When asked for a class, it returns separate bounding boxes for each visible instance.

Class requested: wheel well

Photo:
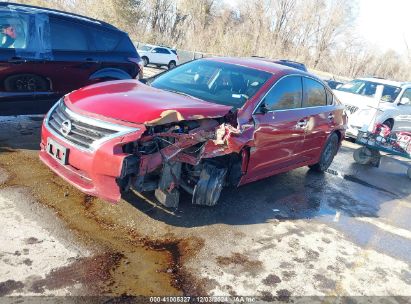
[4,74,50,91]
[142,56,149,61]
[383,118,394,127]
[332,130,342,143]
[201,152,244,186]
[169,60,176,64]
[89,68,131,81]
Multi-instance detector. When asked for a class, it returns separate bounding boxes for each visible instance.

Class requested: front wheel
[353,147,372,165]
[382,119,393,130]
[142,57,149,67]
[168,61,176,69]
[309,133,339,172]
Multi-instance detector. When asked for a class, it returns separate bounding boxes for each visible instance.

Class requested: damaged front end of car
[116,111,248,208]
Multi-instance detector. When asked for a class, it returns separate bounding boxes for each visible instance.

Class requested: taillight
[128,57,144,78]
[128,57,143,68]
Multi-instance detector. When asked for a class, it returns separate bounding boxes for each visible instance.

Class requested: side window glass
[326,89,334,105]
[401,89,411,104]
[303,78,327,107]
[0,13,29,49]
[155,48,167,54]
[264,76,302,111]
[50,19,89,51]
[90,28,120,51]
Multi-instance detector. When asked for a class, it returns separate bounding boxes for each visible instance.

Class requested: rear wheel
[353,147,372,165]
[309,133,339,172]
[4,74,49,92]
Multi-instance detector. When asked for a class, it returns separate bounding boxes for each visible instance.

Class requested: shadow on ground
[123,145,411,228]
[0,116,43,152]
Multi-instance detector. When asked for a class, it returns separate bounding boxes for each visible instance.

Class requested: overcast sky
[224,0,409,55]
[357,0,410,55]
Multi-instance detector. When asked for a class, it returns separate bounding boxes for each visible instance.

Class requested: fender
[89,68,132,81]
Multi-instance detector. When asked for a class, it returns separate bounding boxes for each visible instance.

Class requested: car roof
[206,57,315,77]
[0,2,118,31]
[142,44,175,50]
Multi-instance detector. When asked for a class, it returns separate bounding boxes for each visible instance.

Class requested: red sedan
[39,57,346,207]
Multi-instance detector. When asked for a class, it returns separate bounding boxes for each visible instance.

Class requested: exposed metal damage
[117,110,248,208]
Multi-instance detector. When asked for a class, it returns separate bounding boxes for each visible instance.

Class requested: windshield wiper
[162,88,203,101]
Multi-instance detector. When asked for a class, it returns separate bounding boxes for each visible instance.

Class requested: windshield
[150,60,272,108]
[140,45,152,51]
[336,79,401,103]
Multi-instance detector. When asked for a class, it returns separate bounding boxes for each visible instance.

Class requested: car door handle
[85,58,99,64]
[8,57,26,64]
[328,113,335,121]
[296,119,308,128]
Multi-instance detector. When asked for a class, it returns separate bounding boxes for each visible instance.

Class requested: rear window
[50,18,89,51]
[154,47,171,54]
[90,28,121,51]
[115,35,138,53]
[171,49,177,55]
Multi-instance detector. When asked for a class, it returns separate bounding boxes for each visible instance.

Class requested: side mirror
[399,97,410,105]
[257,102,269,114]
[151,49,157,53]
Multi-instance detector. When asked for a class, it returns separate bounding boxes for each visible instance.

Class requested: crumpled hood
[65,80,232,125]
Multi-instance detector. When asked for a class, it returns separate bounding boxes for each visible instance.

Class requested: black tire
[353,147,372,165]
[309,133,339,172]
[4,74,49,92]
[168,60,176,69]
[382,119,393,130]
[142,56,149,67]
[192,165,227,206]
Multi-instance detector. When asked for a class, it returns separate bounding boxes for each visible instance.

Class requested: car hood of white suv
[332,90,395,110]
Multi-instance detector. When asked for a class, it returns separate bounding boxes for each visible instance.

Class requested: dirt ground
[1,68,411,301]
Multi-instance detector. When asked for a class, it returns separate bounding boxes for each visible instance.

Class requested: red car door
[299,77,334,161]
[244,75,308,183]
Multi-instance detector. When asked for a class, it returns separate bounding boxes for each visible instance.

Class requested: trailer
[353,125,411,179]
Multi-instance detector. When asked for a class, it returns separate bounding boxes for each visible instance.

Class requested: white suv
[137,44,179,69]
[333,77,411,137]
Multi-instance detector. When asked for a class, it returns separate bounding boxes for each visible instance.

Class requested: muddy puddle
[0,146,201,296]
